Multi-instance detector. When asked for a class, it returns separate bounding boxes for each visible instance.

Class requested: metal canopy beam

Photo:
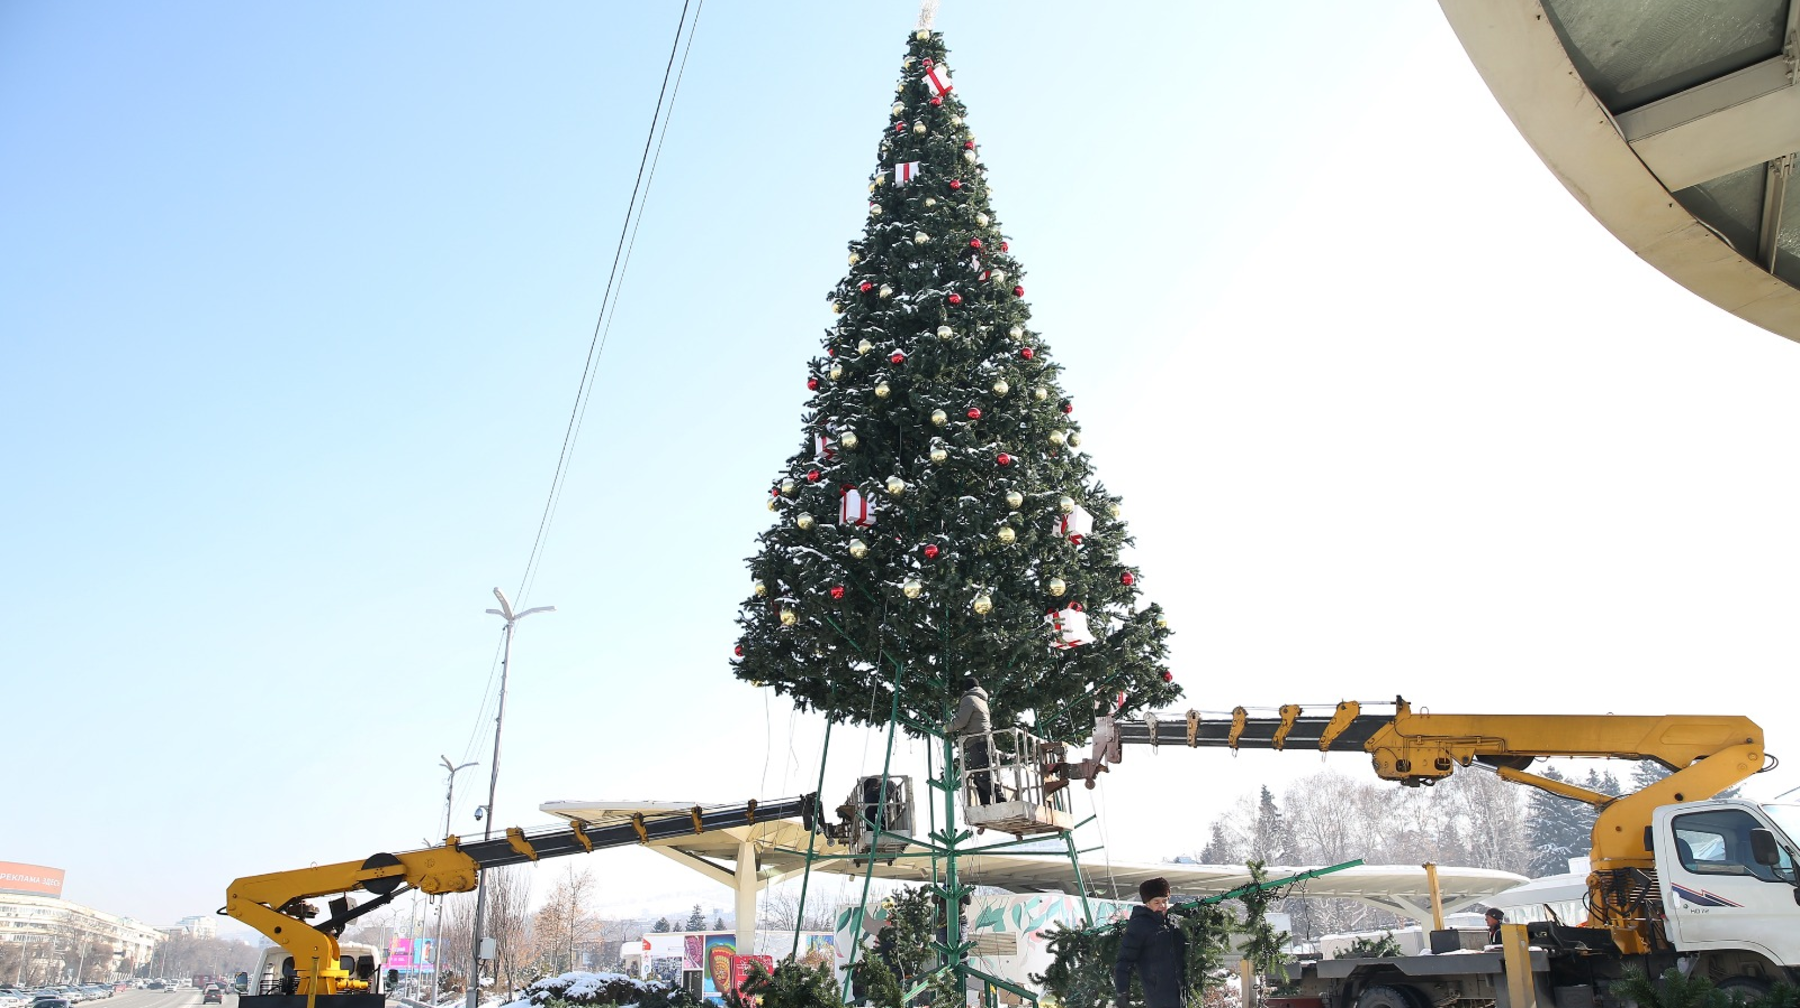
[1617,56,1800,191]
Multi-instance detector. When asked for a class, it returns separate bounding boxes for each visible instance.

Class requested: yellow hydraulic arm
[226,794,817,1000]
[1115,699,1767,954]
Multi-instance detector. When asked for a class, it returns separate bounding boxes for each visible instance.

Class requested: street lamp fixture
[466,587,553,1008]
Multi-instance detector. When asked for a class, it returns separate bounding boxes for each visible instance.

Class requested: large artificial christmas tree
[734,27,1180,744]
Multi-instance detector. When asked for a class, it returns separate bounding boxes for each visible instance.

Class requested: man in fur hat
[1114,876,1186,1008]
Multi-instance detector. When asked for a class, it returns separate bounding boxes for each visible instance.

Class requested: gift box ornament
[1054,505,1094,545]
[1047,603,1093,649]
[839,485,877,527]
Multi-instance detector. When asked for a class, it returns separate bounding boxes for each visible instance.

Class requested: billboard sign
[386,938,413,970]
[0,862,64,897]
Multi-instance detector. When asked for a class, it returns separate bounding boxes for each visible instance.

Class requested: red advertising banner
[0,862,64,897]
[729,955,774,1005]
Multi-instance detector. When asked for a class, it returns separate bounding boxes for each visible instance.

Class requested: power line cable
[513,0,702,606]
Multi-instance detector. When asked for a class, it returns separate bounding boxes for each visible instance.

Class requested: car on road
[30,1000,70,1008]
[200,988,221,1005]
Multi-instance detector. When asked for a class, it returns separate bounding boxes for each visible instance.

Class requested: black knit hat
[1139,877,1170,902]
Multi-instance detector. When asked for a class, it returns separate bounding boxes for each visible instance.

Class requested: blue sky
[6,1,1800,931]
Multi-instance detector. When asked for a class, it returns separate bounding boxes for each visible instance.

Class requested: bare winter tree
[759,877,852,933]
[485,866,534,999]
[531,864,603,975]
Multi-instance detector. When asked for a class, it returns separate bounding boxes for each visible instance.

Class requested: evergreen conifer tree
[1525,766,1590,877]
[734,28,1178,742]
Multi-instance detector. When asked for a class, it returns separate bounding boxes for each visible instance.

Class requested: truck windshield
[1762,804,1800,851]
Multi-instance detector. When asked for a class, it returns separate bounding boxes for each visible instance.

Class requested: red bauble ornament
[969,238,982,249]
[830,585,846,599]
[923,544,940,559]
[890,351,906,364]
[1000,241,1009,252]
[948,293,963,305]
[930,96,943,106]
[771,487,780,497]
[807,470,821,483]
[966,407,982,420]
[1060,400,1073,414]
[949,179,963,190]
[996,453,1012,466]
[1012,285,1025,297]
[1161,669,1174,683]
[807,377,819,390]
[859,281,873,292]
[1020,347,1035,360]
[894,122,906,133]
[734,644,744,657]
[1121,571,1135,585]
[964,140,975,149]
[827,347,836,357]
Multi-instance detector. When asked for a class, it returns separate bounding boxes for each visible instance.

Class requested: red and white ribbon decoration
[840,485,876,527]
[921,62,953,97]
[894,161,921,186]
[1046,603,1093,649]
[1055,505,1094,545]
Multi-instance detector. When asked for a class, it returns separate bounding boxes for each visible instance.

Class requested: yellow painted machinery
[1116,698,1770,957]
[224,794,818,1008]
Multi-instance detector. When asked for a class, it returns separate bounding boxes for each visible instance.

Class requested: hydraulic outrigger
[225,794,820,1008]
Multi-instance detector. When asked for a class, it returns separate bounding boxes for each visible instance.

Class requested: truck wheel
[1356,985,1423,1008]
[1716,978,1771,998]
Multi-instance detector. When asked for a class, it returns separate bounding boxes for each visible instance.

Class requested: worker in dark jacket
[1115,877,1186,1008]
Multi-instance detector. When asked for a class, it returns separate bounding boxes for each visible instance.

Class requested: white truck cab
[1653,800,1800,973]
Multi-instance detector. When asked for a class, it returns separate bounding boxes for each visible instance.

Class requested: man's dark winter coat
[1113,904,1187,1008]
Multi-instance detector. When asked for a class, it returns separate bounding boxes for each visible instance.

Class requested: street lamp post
[466,588,554,1008]
[433,756,477,1007]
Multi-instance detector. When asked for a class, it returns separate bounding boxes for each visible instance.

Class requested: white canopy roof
[540,799,1525,921]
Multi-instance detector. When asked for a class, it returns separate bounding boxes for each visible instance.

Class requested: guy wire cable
[513,0,704,607]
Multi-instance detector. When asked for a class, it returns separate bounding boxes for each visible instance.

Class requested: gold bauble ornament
[849,538,869,559]
[896,80,907,93]
[891,102,904,115]
[1049,430,1066,446]
[1005,490,1024,509]
[878,284,893,298]
[849,251,861,265]
[1032,387,1049,401]
[1108,503,1122,518]
[796,512,815,530]
[1068,432,1082,447]
[868,183,876,194]
[1155,616,1169,629]
[781,479,797,496]
[950,114,963,125]
[992,379,1009,396]
[963,150,977,163]
[902,578,923,599]
[912,122,927,135]
[869,205,882,217]
[1009,325,1025,341]
[929,446,948,464]
[753,579,767,597]
[937,325,955,340]
[840,431,859,449]
[1047,577,1067,597]
[857,338,874,355]
[828,363,844,381]
[902,56,915,68]
[915,28,930,40]
[779,607,798,626]
[875,174,887,187]
[976,212,989,226]
[766,498,778,511]
[924,196,938,208]
[914,232,930,245]
[830,301,843,315]
[931,409,948,426]
[972,593,993,615]
[996,526,1016,544]
[874,381,891,399]
[991,270,1007,284]
[1058,495,1075,514]
[885,476,906,497]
